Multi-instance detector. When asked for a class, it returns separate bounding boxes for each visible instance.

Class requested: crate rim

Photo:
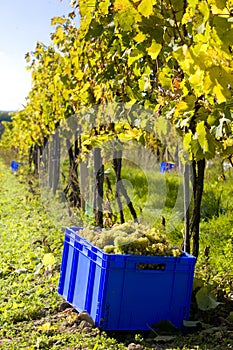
[64,226,196,261]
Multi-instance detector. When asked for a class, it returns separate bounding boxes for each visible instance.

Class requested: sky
[0,0,74,111]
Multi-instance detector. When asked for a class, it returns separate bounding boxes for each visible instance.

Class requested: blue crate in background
[11,160,19,172]
[160,161,175,174]
[58,227,196,331]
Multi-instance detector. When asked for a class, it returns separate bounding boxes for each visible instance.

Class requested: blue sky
[0,0,73,111]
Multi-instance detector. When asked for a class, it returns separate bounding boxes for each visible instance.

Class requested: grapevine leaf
[158,66,173,90]
[154,335,176,342]
[196,286,221,311]
[79,0,97,18]
[99,0,109,15]
[210,0,228,15]
[128,49,144,66]
[114,10,135,31]
[146,40,162,60]
[213,82,227,104]
[206,132,216,159]
[196,121,208,152]
[198,1,210,22]
[51,16,66,26]
[114,0,130,11]
[125,86,137,102]
[138,0,153,18]
[191,139,203,160]
[183,320,202,328]
[134,32,147,43]
[183,132,192,153]
[189,68,204,95]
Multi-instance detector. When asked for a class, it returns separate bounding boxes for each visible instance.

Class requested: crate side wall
[58,228,196,331]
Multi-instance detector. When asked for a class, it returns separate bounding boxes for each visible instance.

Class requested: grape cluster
[79,222,182,257]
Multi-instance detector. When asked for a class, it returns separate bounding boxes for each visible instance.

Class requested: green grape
[172,248,182,257]
[103,245,115,254]
[78,221,183,258]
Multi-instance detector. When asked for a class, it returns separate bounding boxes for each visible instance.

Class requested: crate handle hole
[137,263,166,271]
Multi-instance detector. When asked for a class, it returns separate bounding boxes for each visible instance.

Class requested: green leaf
[183,320,201,328]
[114,10,135,31]
[193,277,204,290]
[138,133,146,146]
[205,132,216,159]
[196,286,222,311]
[125,86,135,100]
[114,2,139,31]
[146,40,162,60]
[191,138,203,159]
[227,311,233,322]
[154,335,176,342]
[158,66,173,90]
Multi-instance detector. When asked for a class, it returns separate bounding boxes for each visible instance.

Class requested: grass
[0,153,233,349]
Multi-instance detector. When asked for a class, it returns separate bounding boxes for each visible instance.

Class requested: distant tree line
[0,111,12,138]
[0,111,12,122]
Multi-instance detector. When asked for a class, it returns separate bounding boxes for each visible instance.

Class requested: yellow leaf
[94,85,103,101]
[55,26,64,41]
[66,313,79,324]
[183,132,192,152]
[146,40,162,60]
[54,73,60,85]
[138,0,153,18]
[189,68,204,87]
[158,66,173,90]
[198,1,210,22]
[173,45,194,73]
[99,0,109,14]
[25,52,30,63]
[114,0,130,11]
[174,101,188,116]
[79,0,97,17]
[134,32,146,43]
[196,121,209,153]
[51,16,66,26]
[128,49,144,66]
[210,2,228,16]
[42,253,56,267]
[188,69,204,95]
[38,322,56,332]
[75,71,84,81]
[213,82,226,104]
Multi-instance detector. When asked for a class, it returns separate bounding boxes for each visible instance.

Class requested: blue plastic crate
[58,227,196,331]
[160,161,175,174]
[11,160,19,172]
